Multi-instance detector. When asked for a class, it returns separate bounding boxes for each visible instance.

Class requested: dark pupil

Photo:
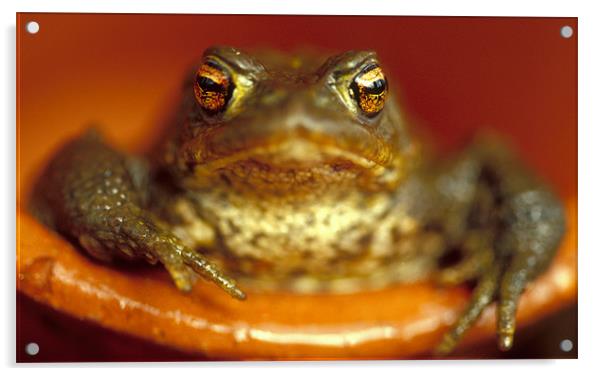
[197,76,226,94]
[362,78,387,95]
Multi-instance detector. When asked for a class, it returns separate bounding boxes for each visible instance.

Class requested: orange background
[17,14,577,361]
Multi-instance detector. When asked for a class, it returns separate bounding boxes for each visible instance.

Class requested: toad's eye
[349,64,388,117]
[194,61,234,115]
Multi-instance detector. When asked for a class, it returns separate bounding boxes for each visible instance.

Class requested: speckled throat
[170,180,445,294]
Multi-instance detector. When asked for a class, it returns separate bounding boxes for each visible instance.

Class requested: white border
[4,0,600,375]
[8,0,582,16]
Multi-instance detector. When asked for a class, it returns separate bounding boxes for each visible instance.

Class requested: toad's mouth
[198,138,379,171]
[191,139,387,188]
[177,133,403,191]
[182,118,397,165]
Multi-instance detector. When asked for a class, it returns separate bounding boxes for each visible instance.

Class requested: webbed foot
[113,210,246,299]
[32,130,245,300]
[435,190,565,356]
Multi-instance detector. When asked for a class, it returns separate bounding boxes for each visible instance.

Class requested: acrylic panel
[16,13,577,361]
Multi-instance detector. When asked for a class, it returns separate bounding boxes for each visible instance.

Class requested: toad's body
[32,46,565,354]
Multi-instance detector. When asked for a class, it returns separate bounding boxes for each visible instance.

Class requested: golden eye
[194,60,234,115]
[349,64,388,117]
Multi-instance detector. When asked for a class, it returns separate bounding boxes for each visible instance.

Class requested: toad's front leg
[435,137,565,354]
[30,130,245,300]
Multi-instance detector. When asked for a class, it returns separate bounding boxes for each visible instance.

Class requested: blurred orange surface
[16,14,577,360]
